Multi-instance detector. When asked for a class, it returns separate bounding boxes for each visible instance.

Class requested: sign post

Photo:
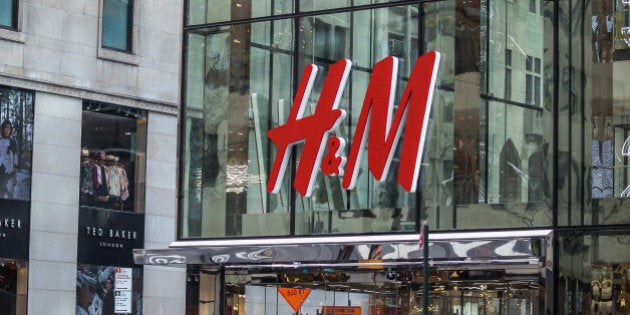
[421,222,429,314]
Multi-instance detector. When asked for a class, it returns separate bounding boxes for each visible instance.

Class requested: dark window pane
[529,0,536,13]
[526,74,533,104]
[526,55,533,71]
[505,49,512,66]
[534,77,540,105]
[0,0,15,29]
[504,68,512,99]
[332,25,347,61]
[314,19,330,59]
[102,0,132,51]
[534,57,541,73]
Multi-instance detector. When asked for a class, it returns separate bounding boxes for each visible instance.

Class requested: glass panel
[0,0,15,29]
[0,86,34,201]
[0,259,27,315]
[558,231,630,314]
[187,0,293,25]
[294,6,420,235]
[76,264,143,315]
[301,0,410,11]
[420,0,552,230]
[218,268,543,314]
[102,0,132,51]
[561,0,630,226]
[80,102,147,213]
[180,0,554,236]
[180,22,293,238]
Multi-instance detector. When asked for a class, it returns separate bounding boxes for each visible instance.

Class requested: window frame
[98,0,139,65]
[0,0,25,43]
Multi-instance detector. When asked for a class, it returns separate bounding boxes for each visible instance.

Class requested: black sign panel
[78,208,144,267]
[0,200,30,259]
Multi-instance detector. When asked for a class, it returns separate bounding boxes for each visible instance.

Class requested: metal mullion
[12,0,19,29]
[289,4,300,237]
[551,1,560,314]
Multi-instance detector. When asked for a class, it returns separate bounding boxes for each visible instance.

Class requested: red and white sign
[267,51,441,197]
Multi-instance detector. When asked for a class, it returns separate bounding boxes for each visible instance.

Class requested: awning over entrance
[134,229,552,269]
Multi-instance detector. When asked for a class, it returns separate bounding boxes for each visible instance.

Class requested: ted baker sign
[267,51,441,197]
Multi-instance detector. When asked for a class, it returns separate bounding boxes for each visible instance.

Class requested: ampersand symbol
[321,136,347,176]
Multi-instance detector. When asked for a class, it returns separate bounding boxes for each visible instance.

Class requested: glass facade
[159,0,630,313]
[180,0,552,239]
[556,0,630,227]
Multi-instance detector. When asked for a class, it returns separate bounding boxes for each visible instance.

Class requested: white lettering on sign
[1,218,22,229]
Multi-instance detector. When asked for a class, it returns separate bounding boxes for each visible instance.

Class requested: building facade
[135,0,630,314]
[0,0,184,314]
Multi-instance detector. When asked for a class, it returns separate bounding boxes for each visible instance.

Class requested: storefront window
[185,267,543,314]
[80,101,147,213]
[180,0,554,239]
[0,86,33,202]
[0,259,27,315]
[76,264,143,315]
[558,230,630,314]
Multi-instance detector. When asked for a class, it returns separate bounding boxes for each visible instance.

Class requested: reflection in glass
[181,22,293,238]
[187,0,293,25]
[180,0,554,237]
[0,86,33,202]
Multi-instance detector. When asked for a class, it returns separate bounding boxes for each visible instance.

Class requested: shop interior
[186,265,544,315]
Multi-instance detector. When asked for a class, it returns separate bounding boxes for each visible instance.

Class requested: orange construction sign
[278,287,312,312]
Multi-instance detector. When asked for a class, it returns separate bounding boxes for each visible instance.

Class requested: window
[0,86,34,201]
[504,49,512,100]
[312,18,348,61]
[525,55,541,105]
[0,0,18,30]
[102,0,133,52]
[529,0,536,14]
[80,101,146,213]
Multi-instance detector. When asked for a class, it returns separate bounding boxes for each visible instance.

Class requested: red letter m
[342,51,441,192]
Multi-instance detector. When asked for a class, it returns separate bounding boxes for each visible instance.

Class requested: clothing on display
[80,151,130,210]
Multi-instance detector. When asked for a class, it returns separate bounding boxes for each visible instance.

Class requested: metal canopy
[133,229,552,267]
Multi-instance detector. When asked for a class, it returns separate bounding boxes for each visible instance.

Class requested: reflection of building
[85,0,630,314]
[0,0,183,314]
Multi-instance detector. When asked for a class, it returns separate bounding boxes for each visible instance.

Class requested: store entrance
[213,267,543,315]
